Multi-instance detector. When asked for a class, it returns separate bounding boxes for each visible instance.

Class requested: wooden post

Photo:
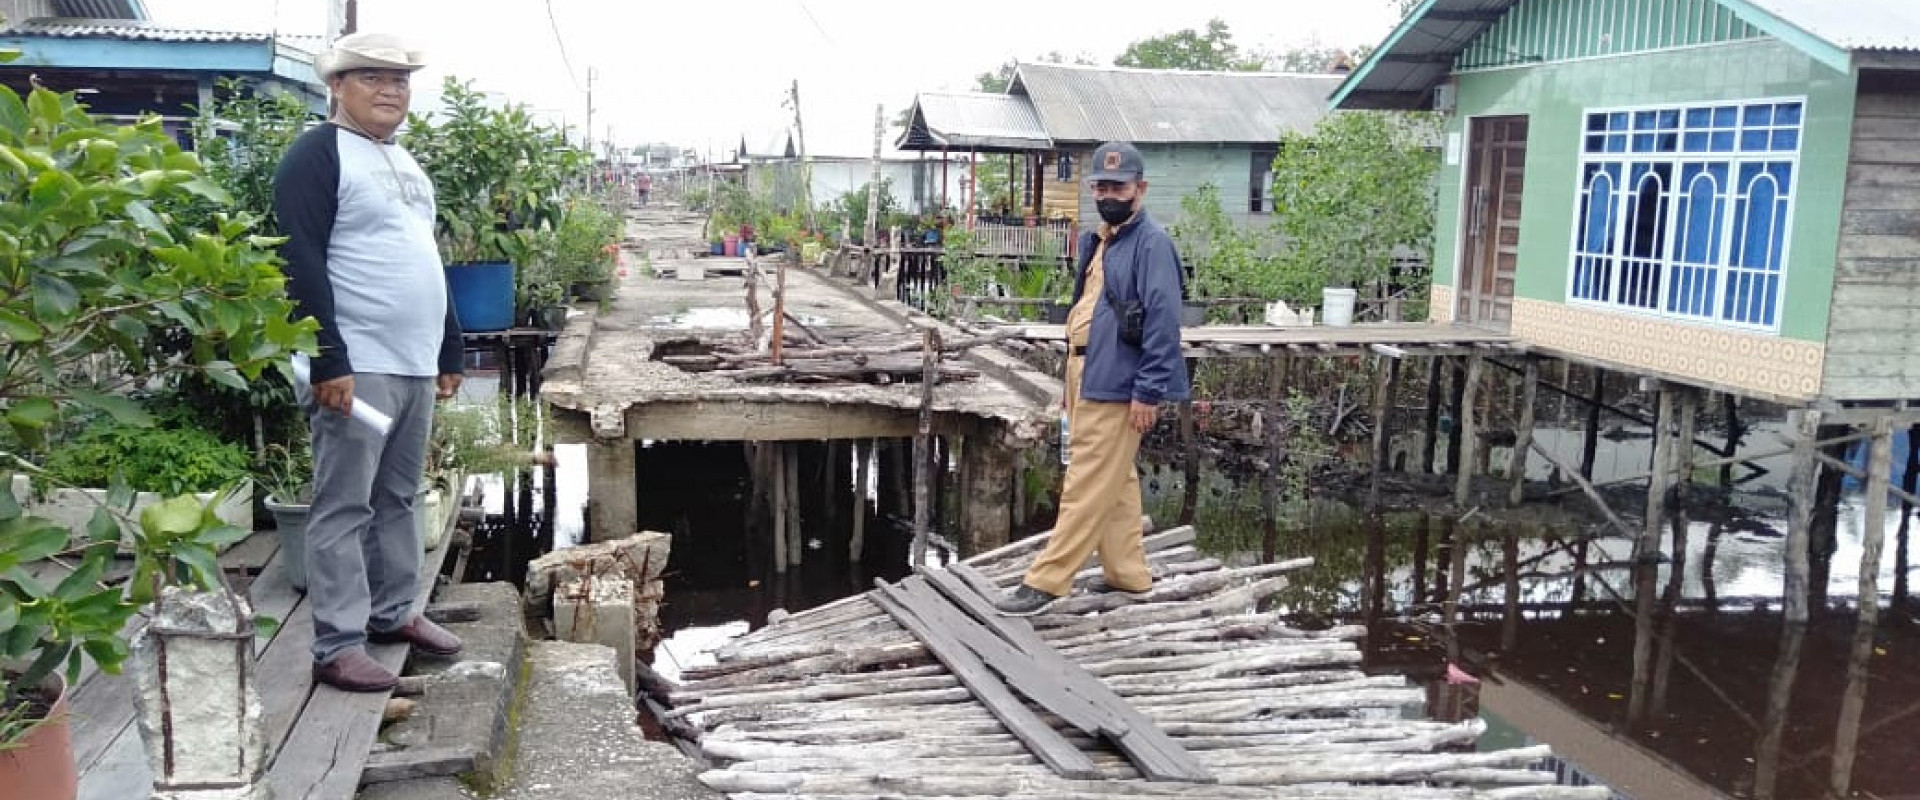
[1446,358,1466,478]
[1420,357,1443,475]
[1262,355,1293,525]
[770,443,788,574]
[910,329,940,566]
[770,254,787,364]
[1368,354,1400,513]
[1501,529,1520,651]
[789,79,816,234]
[1179,399,1199,526]
[1627,384,1675,726]
[1720,393,1743,487]
[1753,620,1806,800]
[786,443,803,567]
[1638,386,1675,564]
[1581,367,1605,480]
[1898,423,1919,606]
[1829,416,1893,797]
[1452,355,1483,508]
[863,104,884,248]
[850,439,870,564]
[1783,409,1822,624]
[1507,358,1538,507]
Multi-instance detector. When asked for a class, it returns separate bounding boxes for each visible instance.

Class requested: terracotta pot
[0,675,77,800]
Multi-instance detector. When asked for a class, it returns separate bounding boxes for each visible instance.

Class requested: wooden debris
[665,525,1610,800]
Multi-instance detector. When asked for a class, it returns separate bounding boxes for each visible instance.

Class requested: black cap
[1087,141,1145,183]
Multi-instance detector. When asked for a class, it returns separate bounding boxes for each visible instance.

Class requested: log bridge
[662,524,1614,800]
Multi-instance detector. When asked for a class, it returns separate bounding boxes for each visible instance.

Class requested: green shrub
[42,421,251,495]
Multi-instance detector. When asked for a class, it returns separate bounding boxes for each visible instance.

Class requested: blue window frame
[1569,99,1801,330]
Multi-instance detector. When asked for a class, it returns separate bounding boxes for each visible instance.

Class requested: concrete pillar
[554,575,637,695]
[959,437,1015,556]
[586,439,637,543]
[132,588,268,800]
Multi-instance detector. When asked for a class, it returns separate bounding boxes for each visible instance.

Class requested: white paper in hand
[289,355,394,436]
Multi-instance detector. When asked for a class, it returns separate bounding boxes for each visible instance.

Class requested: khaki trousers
[1022,355,1152,596]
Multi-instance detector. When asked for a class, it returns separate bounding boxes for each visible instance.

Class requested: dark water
[461,365,1918,800]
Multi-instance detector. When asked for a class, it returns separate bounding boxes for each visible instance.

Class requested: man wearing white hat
[275,32,464,693]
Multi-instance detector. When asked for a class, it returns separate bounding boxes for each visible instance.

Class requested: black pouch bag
[1103,278,1145,347]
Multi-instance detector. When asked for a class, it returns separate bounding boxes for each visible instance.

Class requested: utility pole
[788,79,816,232]
[863,103,884,248]
[584,67,597,186]
[327,0,357,41]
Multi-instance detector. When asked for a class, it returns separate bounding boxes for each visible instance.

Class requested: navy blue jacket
[1069,211,1191,405]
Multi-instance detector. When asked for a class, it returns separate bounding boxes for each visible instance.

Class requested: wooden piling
[1626,386,1674,727]
[1898,423,1919,606]
[910,329,940,566]
[1446,358,1466,478]
[786,443,803,567]
[851,439,870,564]
[1452,355,1483,508]
[1262,355,1293,525]
[1783,409,1823,624]
[1829,417,1893,797]
[1507,358,1538,508]
[1581,367,1605,480]
[1367,355,1399,513]
[772,443,789,574]
[1753,620,1806,800]
[1420,357,1443,475]
[1179,400,1199,526]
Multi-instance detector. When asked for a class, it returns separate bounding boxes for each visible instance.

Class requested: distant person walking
[275,32,466,692]
[636,172,652,207]
[994,141,1191,616]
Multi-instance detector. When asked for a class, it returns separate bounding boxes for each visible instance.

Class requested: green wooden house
[1334,0,1920,406]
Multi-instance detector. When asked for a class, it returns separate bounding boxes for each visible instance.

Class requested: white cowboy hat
[317,32,427,80]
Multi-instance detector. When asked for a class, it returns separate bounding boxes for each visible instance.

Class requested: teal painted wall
[1459,0,1764,70]
[1079,143,1260,231]
[1435,38,1854,342]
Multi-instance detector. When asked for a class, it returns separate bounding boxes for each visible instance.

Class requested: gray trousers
[300,373,435,664]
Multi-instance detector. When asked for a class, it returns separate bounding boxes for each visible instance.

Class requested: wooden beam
[1454,355,1484,507]
[910,328,940,566]
[1784,410,1822,624]
[623,400,969,441]
[866,580,1100,779]
[1368,356,1400,512]
[1509,358,1539,508]
[1829,417,1892,797]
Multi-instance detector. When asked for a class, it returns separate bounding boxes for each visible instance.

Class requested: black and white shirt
[274,123,462,383]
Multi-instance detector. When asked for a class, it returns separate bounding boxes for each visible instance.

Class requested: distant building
[896,62,1344,228]
[1,0,326,147]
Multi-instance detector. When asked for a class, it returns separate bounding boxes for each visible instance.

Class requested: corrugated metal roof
[1331,0,1519,110]
[5,17,276,42]
[53,0,144,19]
[1742,0,1920,53]
[894,92,1051,153]
[1009,62,1343,145]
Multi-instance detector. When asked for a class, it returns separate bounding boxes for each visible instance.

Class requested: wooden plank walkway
[667,526,1614,799]
[995,321,1522,358]
[73,511,458,800]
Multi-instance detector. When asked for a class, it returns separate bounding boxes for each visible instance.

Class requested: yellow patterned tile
[1430,286,1455,323]
[1511,298,1824,401]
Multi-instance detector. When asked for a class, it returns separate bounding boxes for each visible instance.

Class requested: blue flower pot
[445,261,516,332]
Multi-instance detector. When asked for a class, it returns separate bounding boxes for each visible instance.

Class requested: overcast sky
[145,0,1405,159]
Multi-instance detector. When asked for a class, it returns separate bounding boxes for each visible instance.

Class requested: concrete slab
[494,642,719,800]
[542,206,1060,444]
[369,582,524,791]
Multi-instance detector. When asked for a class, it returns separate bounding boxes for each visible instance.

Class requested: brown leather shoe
[368,614,463,657]
[313,649,398,693]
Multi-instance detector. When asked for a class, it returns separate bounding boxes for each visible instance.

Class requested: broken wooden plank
[358,745,478,786]
[866,579,1100,779]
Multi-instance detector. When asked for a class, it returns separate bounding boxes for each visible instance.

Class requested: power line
[543,0,586,93]
[793,0,835,46]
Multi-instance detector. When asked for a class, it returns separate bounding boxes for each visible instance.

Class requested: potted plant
[255,443,312,591]
[552,200,621,300]
[404,79,586,332]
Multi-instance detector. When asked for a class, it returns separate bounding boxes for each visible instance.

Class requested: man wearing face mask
[275,32,466,692]
[995,141,1191,616]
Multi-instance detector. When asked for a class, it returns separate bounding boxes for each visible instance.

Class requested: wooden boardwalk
[68,508,458,800]
[992,321,1521,359]
[666,527,1611,799]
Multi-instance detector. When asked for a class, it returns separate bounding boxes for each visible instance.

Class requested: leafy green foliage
[189,79,313,237]
[41,420,251,495]
[1269,111,1442,289]
[254,441,311,505]
[429,399,544,479]
[821,180,897,243]
[1114,19,1264,71]
[124,490,252,605]
[0,476,136,742]
[0,84,317,447]
[402,78,587,265]
[0,82,307,739]
[1170,184,1317,308]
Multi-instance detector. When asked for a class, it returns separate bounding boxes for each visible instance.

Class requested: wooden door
[1458,116,1528,328]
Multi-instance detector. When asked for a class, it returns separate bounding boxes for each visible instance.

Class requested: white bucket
[676,261,704,281]
[1322,287,1358,327]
